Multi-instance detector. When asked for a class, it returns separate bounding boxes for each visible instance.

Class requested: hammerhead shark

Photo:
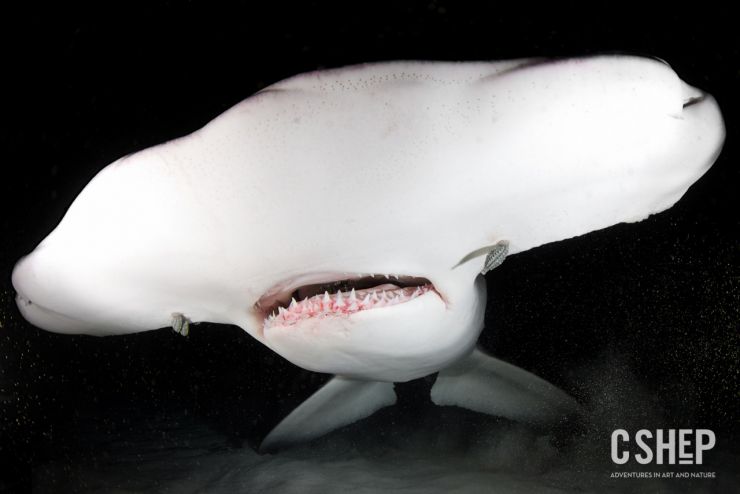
[11,56,724,451]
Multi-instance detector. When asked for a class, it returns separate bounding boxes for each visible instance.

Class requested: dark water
[1,3,738,492]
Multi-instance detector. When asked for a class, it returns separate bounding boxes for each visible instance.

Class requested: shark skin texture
[11,56,725,451]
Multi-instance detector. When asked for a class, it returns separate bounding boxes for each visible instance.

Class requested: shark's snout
[11,253,90,333]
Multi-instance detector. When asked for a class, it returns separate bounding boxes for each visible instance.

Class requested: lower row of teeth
[264,285,432,326]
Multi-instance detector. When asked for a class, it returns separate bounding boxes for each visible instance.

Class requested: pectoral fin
[260,376,396,452]
[431,347,580,424]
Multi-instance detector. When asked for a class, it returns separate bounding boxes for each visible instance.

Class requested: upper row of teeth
[353,274,403,279]
[265,286,427,321]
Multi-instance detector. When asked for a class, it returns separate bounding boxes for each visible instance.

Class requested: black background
[0,2,737,491]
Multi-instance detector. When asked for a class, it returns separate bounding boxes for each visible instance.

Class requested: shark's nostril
[683,94,706,108]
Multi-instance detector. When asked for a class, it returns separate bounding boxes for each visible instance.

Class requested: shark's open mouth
[256,274,435,329]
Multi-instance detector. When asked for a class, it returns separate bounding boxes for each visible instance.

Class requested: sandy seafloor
[31,373,739,494]
[32,413,738,493]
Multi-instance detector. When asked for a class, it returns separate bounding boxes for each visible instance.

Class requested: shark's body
[12,56,724,450]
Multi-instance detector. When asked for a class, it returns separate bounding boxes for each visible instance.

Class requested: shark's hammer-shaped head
[12,56,724,382]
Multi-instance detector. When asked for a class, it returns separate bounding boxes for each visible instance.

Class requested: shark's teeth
[263,283,434,328]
